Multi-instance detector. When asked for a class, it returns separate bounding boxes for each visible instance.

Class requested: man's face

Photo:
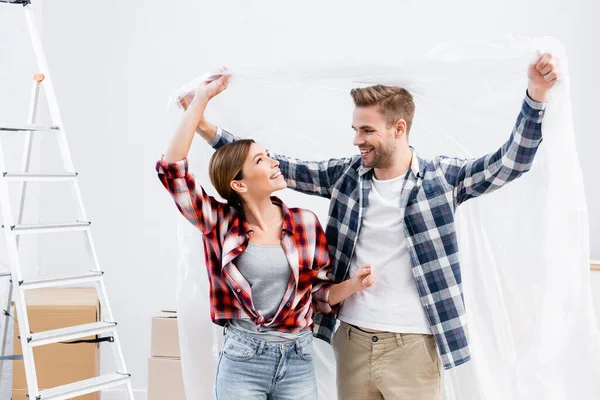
[352,106,396,169]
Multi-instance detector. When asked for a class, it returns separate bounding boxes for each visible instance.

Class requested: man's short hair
[350,85,415,135]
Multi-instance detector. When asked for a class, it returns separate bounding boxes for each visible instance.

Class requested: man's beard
[364,145,394,169]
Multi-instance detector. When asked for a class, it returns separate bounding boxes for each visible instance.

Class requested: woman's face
[234,143,287,198]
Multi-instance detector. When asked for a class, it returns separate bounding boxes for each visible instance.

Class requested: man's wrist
[527,84,549,103]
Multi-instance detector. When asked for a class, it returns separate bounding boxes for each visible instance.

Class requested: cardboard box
[12,389,95,400]
[148,357,185,400]
[148,311,185,399]
[10,389,31,400]
[151,311,180,358]
[12,288,100,400]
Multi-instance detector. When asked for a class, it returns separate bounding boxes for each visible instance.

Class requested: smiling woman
[156,75,377,399]
[209,141,288,212]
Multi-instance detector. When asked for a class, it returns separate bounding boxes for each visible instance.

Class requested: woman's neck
[242,196,282,232]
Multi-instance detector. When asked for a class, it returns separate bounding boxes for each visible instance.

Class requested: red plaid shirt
[157,158,338,333]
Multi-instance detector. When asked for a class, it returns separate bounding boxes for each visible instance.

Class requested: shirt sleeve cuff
[207,127,223,148]
[522,92,547,123]
[315,285,340,315]
[156,157,188,178]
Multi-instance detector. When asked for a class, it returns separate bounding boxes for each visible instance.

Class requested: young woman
[157,74,376,399]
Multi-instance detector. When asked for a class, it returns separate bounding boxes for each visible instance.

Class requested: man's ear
[394,119,407,138]
[231,179,247,194]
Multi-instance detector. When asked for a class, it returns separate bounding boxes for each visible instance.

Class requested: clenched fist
[528,52,558,103]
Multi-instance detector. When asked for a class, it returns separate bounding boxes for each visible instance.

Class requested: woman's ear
[230,179,247,194]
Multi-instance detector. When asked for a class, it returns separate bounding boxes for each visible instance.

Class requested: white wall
[0,0,597,397]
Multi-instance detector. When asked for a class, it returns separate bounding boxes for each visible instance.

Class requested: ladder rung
[7,221,91,235]
[28,321,117,347]
[37,372,131,400]
[0,1,31,5]
[0,122,59,132]
[20,271,104,290]
[2,172,77,182]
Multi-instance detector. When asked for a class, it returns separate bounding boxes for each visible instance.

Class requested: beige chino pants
[332,322,441,400]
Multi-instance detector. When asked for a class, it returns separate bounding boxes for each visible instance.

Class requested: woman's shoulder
[289,207,321,227]
[272,197,323,229]
[296,207,318,218]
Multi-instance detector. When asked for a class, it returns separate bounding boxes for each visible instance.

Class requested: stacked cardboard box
[147,311,185,400]
[12,288,100,400]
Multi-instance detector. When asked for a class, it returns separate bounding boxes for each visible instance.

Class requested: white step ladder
[0,1,134,398]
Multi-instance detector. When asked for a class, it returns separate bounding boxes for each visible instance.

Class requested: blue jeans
[214,324,318,399]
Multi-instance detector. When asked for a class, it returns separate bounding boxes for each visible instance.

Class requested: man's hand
[350,264,376,292]
[527,53,558,103]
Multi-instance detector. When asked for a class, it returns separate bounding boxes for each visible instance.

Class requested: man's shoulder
[419,154,464,176]
[331,155,363,180]
[337,154,363,170]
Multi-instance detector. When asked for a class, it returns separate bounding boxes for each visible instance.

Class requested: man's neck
[373,147,413,181]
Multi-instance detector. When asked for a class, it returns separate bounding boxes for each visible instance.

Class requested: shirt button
[538,111,544,116]
[286,303,291,307]
[372,336,379,343]
[236,289,241,293]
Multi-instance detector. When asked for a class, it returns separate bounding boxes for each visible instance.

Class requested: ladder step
[0,271,11,278]
[7,221,91,235]
[2,172,77,182]
[37,372,131,400]
[0,1,32,5]
[0,122,59,132]
[20,271,104,290]
[28,321,117,347]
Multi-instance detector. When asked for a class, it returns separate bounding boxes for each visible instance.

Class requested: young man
[185,53,558,399]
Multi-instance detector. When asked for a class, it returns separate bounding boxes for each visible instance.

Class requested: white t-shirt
[338,174,432,334]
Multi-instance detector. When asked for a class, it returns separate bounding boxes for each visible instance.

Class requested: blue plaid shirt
[209,95,546,369]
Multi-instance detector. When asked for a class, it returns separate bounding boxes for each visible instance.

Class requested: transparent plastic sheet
[172,36,600,399]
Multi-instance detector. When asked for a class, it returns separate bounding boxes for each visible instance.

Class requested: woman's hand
[179,69,231,110]
[164,70,230,162]
[350,264,376,292]
[327,264,376,306]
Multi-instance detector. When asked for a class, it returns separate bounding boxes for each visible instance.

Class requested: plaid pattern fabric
[210,95,546,369]
[156,158,337,333]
